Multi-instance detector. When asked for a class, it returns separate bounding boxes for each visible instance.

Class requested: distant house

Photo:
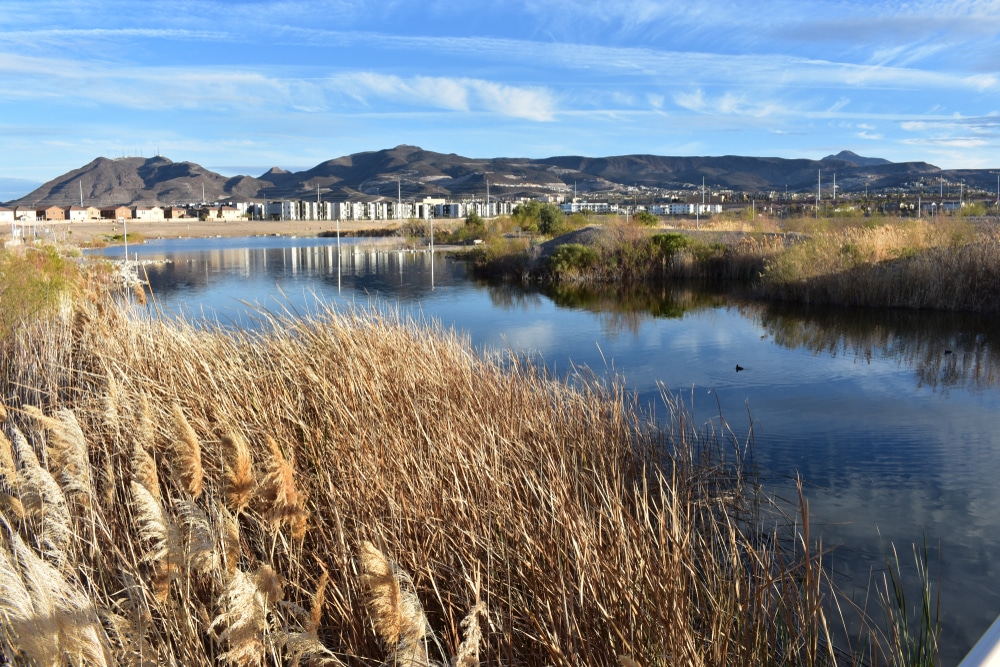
[66,205,89,222]
[218,206,240,221]
[0,207,14,224]
[101,206,132,220]
[15,207,37,222]
[38,205,65,221]
[164,206,189,219]
[132,205,164,222]
[86,206,101,220]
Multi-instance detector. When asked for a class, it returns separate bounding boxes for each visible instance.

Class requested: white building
[132,205,165,221]
[14,207,37,222]
[560,202,618,214]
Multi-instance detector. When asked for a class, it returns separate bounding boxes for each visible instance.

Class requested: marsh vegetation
[0,247,943,665]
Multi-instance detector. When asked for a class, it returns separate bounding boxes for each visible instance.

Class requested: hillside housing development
[0,195,726,224]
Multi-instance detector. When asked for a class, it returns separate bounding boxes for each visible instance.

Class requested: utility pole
[816,170,821,217]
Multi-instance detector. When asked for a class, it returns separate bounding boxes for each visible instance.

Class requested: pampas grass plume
[259,435,309,539]
[221,432,254,514]
[171,403,203,498]
[212,565,284,667]
[360,540,428,664]
[132,441,160,502]
[11,426,71,564]
[130,480,179,602]
[23,406,96,506]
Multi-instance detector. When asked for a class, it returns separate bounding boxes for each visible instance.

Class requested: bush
[548,243,599,277]
[0,245,80,338]
[650,232,690,258]
[512,201,565,235]
[634,211,659,227]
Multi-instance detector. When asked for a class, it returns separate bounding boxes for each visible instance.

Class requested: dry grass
[0,290,917,665]
[759,217,1000,312]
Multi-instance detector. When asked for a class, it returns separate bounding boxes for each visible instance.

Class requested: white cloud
[673,88,791,118]
[328,72,556,121]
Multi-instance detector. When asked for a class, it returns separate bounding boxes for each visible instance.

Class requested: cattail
[212,565,283,667]
[258,436,309,539]
[221,432,254,514]
[170,404,203,498]
[618,657,642,667]
[130,481,179,602]
[360,540,429,666]
[11,426,71,565]
[23,406,96,507]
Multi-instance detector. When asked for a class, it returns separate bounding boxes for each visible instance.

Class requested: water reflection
[742,302,1000,392]
[479,281,730,337]
[131,240,470,324]
[99,237,1000,662]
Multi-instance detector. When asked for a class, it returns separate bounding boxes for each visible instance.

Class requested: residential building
[14,207,37,222]
[38,205,65,221]
[66,206,90,222]
[101,206,132,220]
[132,205,165,221]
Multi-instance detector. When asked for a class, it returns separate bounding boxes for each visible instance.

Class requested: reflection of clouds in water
[482,320,558,356]
[767,469,1000,665]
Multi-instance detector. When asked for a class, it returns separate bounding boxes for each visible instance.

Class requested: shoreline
[4,218,415,246]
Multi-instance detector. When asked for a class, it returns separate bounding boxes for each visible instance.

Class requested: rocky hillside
[5,145,988,208]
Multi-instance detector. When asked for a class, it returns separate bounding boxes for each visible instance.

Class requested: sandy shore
[7,218,429,247]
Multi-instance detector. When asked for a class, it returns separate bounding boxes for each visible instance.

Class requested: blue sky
[3,0,1000,198]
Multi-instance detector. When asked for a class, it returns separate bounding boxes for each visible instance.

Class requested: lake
[100,236,1000,663]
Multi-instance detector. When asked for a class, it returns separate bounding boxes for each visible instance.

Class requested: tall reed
[0,289,933,665]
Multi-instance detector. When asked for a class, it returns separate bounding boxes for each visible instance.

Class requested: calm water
[102,237,1000,663]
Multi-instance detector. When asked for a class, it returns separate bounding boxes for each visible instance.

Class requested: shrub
[0,245,80,338]
[650,232,690,258]
[548,243,599,277]
[634,210,659,226]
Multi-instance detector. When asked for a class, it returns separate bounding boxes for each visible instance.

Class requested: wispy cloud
[328,72,556,121]
[673,89,794,118]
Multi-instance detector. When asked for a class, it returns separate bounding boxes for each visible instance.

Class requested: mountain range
[4,146,995,208]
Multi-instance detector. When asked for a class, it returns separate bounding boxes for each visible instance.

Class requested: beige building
[101,206,132,220]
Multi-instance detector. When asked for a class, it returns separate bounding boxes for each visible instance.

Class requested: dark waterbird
[735,364,744,372]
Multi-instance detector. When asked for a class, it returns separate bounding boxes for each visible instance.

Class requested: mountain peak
[822,150,892,167]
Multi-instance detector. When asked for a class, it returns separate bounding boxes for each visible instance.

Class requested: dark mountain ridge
[3,146,992,208]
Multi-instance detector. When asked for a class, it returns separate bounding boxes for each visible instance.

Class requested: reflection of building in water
[149,243,458,300]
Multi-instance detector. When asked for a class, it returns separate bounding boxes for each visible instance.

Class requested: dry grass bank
[0,283,933,665]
